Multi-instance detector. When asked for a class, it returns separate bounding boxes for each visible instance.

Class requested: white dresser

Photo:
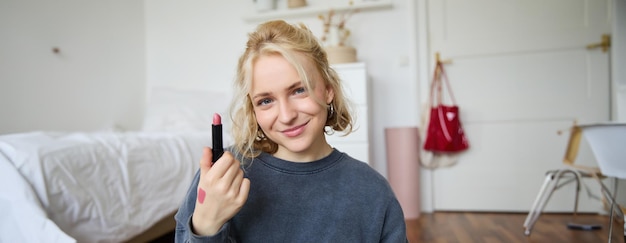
[326,62,370,164]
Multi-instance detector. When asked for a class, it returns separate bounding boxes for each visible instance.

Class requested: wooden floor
[407,212,625,243]
[152,212,625,242]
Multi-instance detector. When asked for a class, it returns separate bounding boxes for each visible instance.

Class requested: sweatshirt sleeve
[174,170,237,243]
[381,197,409,243]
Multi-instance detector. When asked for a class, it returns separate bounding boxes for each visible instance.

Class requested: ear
[325,85,335,104]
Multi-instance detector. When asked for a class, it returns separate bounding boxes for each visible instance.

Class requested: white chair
[580,122,626,242]
[523,122,626,242]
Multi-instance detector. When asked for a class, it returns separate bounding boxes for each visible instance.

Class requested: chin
[277,139,314,153]
[282,144,310,154]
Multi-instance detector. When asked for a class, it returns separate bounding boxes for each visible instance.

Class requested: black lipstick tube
[212,114,224,162]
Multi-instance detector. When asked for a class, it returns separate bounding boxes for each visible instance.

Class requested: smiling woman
[229,20,355,161]
[174,20,408,242]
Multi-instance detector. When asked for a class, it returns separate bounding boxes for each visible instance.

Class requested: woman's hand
[191,147,250,236]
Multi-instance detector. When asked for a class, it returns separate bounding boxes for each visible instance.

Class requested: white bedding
[0,131,217,242]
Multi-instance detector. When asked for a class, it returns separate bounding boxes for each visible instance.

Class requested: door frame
[407,0,434,213]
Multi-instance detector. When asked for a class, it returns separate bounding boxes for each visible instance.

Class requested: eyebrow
[251,81,302,100]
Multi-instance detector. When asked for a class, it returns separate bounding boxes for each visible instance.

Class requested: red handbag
[423,61,469,152]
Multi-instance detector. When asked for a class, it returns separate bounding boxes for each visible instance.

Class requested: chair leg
[608,198,615,243]
[596,177,626,243]
[524,170,561,235]
[524,169,583,236]
[524,174,551,235]
[598,178,625,220]
[563,170,583,218]
[550,169,583,218]
[607,178,626,243]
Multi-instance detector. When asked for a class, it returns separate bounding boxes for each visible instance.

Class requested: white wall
[145,0,419,177]
[145,0,248,93]
[0,0,146,134]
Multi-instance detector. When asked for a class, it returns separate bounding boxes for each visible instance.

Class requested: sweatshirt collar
[256,148,343,174]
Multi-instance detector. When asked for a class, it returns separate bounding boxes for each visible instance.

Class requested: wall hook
[435,52,452,64]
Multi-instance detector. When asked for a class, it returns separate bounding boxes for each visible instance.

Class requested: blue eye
[257,98,272,106]
[294,87,306,94]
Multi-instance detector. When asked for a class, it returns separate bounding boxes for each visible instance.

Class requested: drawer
[334,65,367,105]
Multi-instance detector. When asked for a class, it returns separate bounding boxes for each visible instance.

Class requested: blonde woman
[175,20,407,242]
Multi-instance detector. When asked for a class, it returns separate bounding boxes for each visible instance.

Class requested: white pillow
[141,87,231,133]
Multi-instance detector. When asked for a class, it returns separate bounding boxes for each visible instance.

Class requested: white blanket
[0,131,213,242]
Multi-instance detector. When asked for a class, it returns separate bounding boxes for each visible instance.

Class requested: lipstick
[212,113,224,162]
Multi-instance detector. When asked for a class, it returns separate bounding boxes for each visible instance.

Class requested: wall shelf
[243,0,392,22]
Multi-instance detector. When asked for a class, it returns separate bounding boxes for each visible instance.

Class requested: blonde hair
[229,20,354,159]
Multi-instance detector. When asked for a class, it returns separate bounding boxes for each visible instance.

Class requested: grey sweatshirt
[174,148,408,243]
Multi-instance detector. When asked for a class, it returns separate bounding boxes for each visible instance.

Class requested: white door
[427,0,612,212]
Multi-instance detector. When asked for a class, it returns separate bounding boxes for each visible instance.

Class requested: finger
[199,147,213,175]
[206,151,233,179]
[220,152,242,183]
[238,178,251,202]
[229,168,246,192]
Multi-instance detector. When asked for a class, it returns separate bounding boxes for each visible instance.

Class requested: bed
[0,87,231,242]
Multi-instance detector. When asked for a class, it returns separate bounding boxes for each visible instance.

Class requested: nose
[277,100,297,124]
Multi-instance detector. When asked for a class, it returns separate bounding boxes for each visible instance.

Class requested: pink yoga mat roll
[385,127,421,219]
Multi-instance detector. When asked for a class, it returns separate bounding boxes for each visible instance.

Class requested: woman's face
[250,54,334,162]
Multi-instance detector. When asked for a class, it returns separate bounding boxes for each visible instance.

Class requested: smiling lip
[281,123,307,137]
